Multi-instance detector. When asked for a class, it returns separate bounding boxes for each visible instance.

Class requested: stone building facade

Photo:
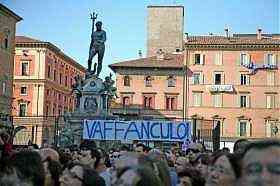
[0,4,22,126]
[147,5,184,57]
[13,36,86,146]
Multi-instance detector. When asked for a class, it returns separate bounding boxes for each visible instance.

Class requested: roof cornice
[184,44,280,50]
[0,3,22,21]
[16,42,86,72]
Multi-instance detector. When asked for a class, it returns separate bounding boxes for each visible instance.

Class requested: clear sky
[2,0,279,78]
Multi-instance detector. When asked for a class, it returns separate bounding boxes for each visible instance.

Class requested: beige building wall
[147,5,184,57]
[0,4,21,119]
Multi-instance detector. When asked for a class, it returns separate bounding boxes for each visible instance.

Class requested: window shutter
[273,54,278,66]
[199,93,202,106]
[190,53,195,65]
[246,95,251,108]
[266,95,271,108]
[220,52,223,65]
[202,54,206,65]
[218,94,222,107]
[246,121,251,137]
[237,121,240,136]
[236,54,241,66]
[200,73,204,84]
[191,76,194,85]
[236,95,240,108]
[214,53,219,65]
[264,54,268,65]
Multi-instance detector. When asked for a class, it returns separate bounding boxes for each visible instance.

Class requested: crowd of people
[1,130,280,186]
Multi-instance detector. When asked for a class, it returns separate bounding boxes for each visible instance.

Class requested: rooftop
[185,35,280,45]
[0,3,22,21]
[15,36,43,43]
[109,53,184,72]
[16,36,86,72]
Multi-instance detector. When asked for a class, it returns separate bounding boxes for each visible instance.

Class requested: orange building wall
[187,50,280,139]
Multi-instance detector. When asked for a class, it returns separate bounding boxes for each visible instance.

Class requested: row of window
[19,86,72,103]
[192,71,275,85]
[192,93,277,109]
[216,120,278,138]
[192,53,278,66]
[123,75,177,87]
[18,103,73,117]
[122,95,178,110]
[20,61,76,88]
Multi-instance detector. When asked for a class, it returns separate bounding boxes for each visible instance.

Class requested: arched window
[122,96,130,106]
[167,75,176,87]
[145,76,152,87]
[4,38,8,49]
[123,75,130,86]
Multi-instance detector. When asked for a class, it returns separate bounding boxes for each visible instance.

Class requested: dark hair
[11,150,45,186]
[139,154,171,186]
[83,166,105,186]
[210,151,241,178]
[65,163,105,186]
[90,148,104,169]
[58,150,72,169]
[136,143,146,149]
[178,167,205,186]
[116,166,162,186]
[241,140,280,158]
[233,138,249,153]
[45,157,62,186]
[120,145,130,151]
[80,140,96,150]
[193,153,210,166]
[222,147,230,152]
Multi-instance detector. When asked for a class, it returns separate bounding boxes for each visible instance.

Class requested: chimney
[225,27,229,39]
[257,28,262,40]
[138,50,143,58]
[156,49,165,60]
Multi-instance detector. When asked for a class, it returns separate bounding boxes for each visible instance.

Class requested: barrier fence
[0,116,220,151]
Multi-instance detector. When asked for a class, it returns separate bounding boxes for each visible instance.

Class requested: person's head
[39,148,60,162]
[178,166,205,186]
[175,156,190,174]
[135,143,145,155]
[43,157,62,186]
[95,21,102,31]
[187,143,203,163]
[206,151,240,186]
[194,153,210,177]
[12,150,45,186]
[222,147,230,153]
[233,139,249,154]
[60,163,105,186]
[90,148,106,172]
[240,140,280,186]
[141,153,171,186]
[114,165,162,186]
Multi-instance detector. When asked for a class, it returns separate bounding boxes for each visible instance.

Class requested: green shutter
[273,54,278,66]
[236,53,241,66]
[237,120,240,136]
[264,54,268,65]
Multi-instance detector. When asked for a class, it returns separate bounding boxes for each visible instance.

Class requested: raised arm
[90,12,97,38]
